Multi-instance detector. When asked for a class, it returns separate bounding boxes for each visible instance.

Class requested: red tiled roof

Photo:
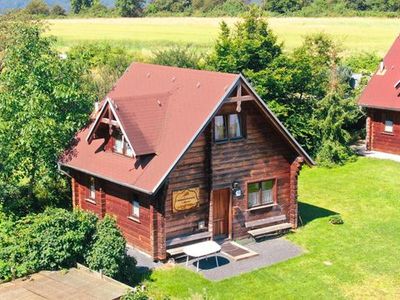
[60,63,313,194]
[359,35,400,111]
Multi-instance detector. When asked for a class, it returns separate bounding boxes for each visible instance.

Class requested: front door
[212,189,230,238]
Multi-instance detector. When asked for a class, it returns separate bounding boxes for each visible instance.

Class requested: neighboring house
[359,36,400,155]
[59,63,314,261]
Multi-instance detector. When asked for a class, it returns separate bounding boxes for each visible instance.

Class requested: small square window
[248,179,275,208]
[384,120,393,133]
[131,199,140,219]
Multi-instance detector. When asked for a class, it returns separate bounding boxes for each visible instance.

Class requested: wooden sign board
[172,188,200,213]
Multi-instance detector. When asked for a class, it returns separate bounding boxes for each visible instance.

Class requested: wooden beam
[101,118,119,127]
[226,95,255,102]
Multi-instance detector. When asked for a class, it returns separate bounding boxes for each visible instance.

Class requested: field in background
[48,17,400,56]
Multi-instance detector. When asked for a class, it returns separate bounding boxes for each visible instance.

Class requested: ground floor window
[88,177,96,201]
[384,120,393,133]
[248,179,275,208]
[131,199,140,220]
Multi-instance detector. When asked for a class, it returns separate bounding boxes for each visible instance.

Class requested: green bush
[151,45,203,69]
[25,0,50,16]
[85,215,137,281]
[0,208,137,284]
[329,214,344,225]
[50,5,66,16]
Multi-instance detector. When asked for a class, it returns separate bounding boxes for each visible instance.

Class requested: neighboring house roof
[358,35,400,111]
[0,265,131,300]
[60,63,314,195]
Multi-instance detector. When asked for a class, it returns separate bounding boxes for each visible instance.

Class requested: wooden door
[212,189,230,237]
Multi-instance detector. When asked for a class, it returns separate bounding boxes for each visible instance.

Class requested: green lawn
[47,17,400,56]
[145,158,400,299]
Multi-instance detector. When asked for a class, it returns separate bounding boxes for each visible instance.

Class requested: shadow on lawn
[298,201,338,227]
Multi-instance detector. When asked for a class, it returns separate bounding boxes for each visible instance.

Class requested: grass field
[143,158,400,299]
[48,17,400,56]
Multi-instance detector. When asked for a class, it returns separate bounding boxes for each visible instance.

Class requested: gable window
[214,114,243,142]
[113,130,133,157]
[384,120,393,133]
[88,177,96,201]
[248,179,275,209]
[130,199,140,220]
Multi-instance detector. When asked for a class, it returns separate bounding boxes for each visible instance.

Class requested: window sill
[247,203,276,211]
[85,198,96,205]
[382,131,394,136]
[128,216,140,223]
[214,137,245,144]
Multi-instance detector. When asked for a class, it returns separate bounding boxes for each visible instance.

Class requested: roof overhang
[359,103,400,112]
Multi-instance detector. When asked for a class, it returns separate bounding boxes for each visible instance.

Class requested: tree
[151,45,203,69]
[208,6,282,73]
[25,0,50,15]
[116,0,144,16]
[0,20,96,214]
[51,5,67,16]
[71,0,95,14]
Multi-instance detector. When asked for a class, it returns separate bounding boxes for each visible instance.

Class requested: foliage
[151,45,203,69]
[208,11,361,165]
[78,3,115,17]
[208,7,281,73]
[85,215,137,283]
[68,42,133,99]
[343,52,381,75]
[0,208,97,281]
[0,208,138,284]
[208,0,247,16]
[0,18,96,214]
[146,0,191,14]
[122,287,150,300]
[70,0,95,14]
[116,0,144,17]
[25,0,50,15]
[329,214,344,225]
[50,4,66,16]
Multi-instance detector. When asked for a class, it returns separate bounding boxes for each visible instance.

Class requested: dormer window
[214,113,243,142]
[113,130,133,157]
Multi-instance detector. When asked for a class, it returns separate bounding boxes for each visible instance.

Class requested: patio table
[183,240,221,272]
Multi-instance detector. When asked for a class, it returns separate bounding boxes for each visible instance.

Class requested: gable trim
[239,74,315,166]
[86,98,137,157]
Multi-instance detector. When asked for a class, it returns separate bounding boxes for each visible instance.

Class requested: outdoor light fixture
[232,181,242,198]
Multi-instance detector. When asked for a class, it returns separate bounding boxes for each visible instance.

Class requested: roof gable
[359,35,400,111]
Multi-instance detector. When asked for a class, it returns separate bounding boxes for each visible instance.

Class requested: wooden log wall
[369,108,400,155]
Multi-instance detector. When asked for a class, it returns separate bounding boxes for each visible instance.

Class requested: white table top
[183,240,221,258]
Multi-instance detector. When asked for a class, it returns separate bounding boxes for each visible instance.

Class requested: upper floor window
[214,114,243,142]
[113,130,133,157]
[384,120,393,133]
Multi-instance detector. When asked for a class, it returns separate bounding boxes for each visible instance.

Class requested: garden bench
[245,215,292,238]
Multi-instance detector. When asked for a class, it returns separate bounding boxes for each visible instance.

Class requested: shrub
[151,45,203,69]
[51,5,67,16]
[25,0,50,16]
[85,215,137,283]
[329,214,344,225]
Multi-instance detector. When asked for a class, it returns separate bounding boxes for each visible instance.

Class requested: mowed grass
[47,17,400,56]
[145,158,400,299]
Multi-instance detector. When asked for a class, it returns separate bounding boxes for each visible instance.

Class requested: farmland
[48,17,400,56]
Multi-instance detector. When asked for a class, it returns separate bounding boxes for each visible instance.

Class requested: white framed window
[113,130,133,157]
[131,199,140,219]
[89,177,96,200]
[384,120,393,133]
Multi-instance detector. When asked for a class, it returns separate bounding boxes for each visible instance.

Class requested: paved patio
[128,237,303,281]
[354,143,400,162]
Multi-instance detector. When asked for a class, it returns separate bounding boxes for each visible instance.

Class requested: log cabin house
[359,35,400,155]
[59,63,314,261]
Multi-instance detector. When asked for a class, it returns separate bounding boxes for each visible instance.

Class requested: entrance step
[221,241,258,261]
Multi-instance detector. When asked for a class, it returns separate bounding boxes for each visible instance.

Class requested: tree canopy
[0,18,96,214]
